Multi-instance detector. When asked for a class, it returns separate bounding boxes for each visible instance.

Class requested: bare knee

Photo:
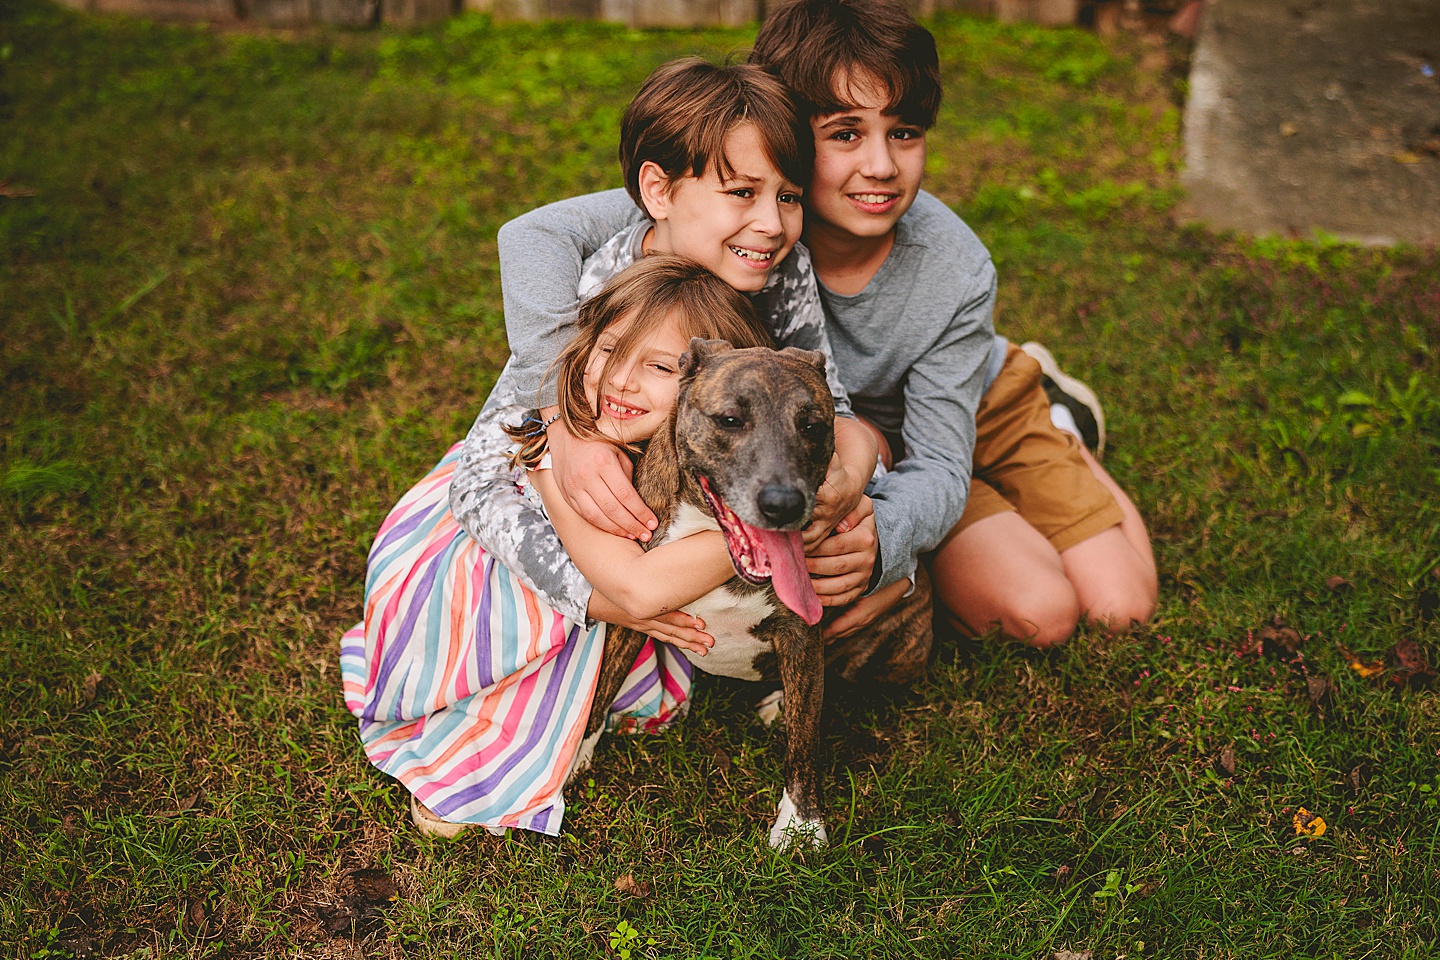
[1079,582,1157,634]
[993,589,1081,649]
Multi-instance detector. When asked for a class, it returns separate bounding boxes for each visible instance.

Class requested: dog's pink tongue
[752,527,823,626]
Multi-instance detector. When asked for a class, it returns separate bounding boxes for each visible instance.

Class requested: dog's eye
[803,422,829,443]
[713,414,746,430]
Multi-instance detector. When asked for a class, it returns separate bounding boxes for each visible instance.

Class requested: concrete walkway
[1180,0,1440,246]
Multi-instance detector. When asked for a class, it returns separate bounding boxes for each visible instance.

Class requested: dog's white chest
[661,503,776,681]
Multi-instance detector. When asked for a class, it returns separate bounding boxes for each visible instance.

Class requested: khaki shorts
[942,344,1124,553]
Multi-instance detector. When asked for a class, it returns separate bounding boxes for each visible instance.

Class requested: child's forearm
[603,532,736,620]
[532,469,734,620]
[833,415,878,515]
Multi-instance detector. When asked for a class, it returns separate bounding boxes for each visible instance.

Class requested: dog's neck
[632,404,704,544]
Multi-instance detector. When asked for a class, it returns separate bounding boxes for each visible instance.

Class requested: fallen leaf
[614,872,651,899]
[153,791,201,818]
[710,746,732,774]
[1393,150,1423,164]
[1336,643,1385,679]
[1324,575,1351,592]
[1347,766,1363,795]
[1293,807,1327,837]
[81,671,101,705]
[0,181,37,198]
[1388,639,1435,687]
[1255,617,1304,658]
[1052,951,1093,960]
[1306,673,1331,708]
[1280,122,1299,137]
[1215,744,1236,777]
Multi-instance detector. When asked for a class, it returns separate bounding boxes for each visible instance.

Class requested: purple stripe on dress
[371,501,437,561]
[606,660,658,714]
[439,621,583,812]
[530,806,551,833]
[371,544,448,721]
[340,643,365,659]
[474,556,496,689]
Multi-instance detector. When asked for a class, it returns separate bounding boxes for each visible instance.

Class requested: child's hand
[803,418,876,548]
[806,498,878,608]
[822,576,910,641]
[608,609,714,658]
[547,416,658,542]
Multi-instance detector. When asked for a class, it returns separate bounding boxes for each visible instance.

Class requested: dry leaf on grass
[1293,807,1327,837]
[1324,575,1352,592]
[1336,643,1386,679]
[1052,950,1094,960]
[1388,639,1435,687]
[1215,743,1237,777]
[81,671,101,705]
[1259,618,1304,655]
[614,873,651,898]
[153,791,201,818]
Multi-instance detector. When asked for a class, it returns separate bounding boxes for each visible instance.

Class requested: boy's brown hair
[749,0,942,129]
[507,255,773,467]
[619,58,813,217]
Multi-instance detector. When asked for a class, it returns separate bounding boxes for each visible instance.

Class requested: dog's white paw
[755,689,785,727]
[768,789,827,850]
[565,726,604,785]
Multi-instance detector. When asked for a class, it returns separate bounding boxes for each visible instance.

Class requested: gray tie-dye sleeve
[449,364,594,625]
[749,245,854,418]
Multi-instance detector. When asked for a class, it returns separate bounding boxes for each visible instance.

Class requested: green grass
[3,2,1438,956]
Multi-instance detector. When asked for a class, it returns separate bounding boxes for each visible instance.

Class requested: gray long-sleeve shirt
[817,191,998,587]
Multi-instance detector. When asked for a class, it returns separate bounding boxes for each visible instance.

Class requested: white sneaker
[1020,341,1106,457]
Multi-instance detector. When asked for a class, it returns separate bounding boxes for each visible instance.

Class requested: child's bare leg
[1059,449,1157,631]
[931,511,1080,648]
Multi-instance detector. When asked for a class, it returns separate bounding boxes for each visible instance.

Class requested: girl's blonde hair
[507,255,773,468]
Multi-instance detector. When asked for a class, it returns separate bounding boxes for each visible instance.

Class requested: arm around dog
[529,468,737,622]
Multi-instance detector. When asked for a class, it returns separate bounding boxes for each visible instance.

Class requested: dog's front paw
[768,789,827,850]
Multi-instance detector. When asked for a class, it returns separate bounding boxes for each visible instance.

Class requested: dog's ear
[777,346,827,375]
[679,338,734,378]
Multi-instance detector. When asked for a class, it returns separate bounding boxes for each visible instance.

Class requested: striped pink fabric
[340,442,692,834]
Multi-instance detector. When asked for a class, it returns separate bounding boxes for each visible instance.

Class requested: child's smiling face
[807,71,927,242]
[639,122,805,293]
[582,308,691,444]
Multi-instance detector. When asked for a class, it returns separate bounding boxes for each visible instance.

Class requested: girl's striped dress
[340,441,692,835]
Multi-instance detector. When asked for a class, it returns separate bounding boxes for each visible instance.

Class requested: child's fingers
[822,605,869,641]
[601,469,658,535]
[641,613,712,653]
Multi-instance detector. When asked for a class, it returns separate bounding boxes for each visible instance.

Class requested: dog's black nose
[757,485,806,527]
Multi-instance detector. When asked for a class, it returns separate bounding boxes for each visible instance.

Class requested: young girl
[339,256,772,838]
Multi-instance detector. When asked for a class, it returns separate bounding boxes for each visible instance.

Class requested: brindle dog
[581,339,932,850]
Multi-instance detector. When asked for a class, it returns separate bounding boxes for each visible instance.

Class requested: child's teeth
[855,194,891,204]
[730,246,772,261]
